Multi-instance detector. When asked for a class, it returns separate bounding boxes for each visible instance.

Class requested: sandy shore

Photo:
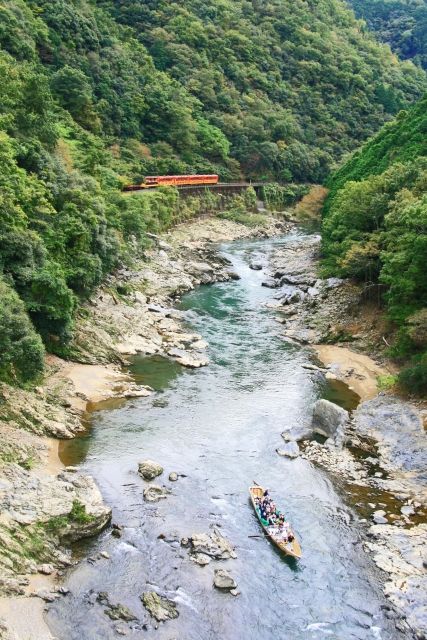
[0,597,55,640]
[0,575,58,640]
[60,362,130,412]
[314,344,394,401]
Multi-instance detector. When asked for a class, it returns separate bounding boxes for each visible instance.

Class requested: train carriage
[123,174,219,191]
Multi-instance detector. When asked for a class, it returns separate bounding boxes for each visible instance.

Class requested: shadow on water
[321,378,361,411]
[128,354,185,391]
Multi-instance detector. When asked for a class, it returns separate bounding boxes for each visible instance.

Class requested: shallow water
[50,232,406,640]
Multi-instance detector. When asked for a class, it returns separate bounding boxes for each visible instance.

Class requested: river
[48,231,406,640]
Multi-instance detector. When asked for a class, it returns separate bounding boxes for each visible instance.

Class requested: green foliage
[69,499,94,524]
[348,0,427,70]
[322,97,427,371]
[262,184,309,211]
[0,277,45,386]
[218,210,268,228]
[218,192,267,227]
[325,95,427,206]
[376,374,398,390]
[43,515,68,534]
[51,66,100,132]
[398,359,427,395]
[43,500,94,536]
[36,0,425,182]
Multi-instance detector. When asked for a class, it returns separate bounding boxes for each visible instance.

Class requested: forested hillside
[322,95,427,392]
[348,0,427,70]
[0,0,426,386]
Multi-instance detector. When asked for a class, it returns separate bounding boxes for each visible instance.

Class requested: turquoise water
[49,232,404,640]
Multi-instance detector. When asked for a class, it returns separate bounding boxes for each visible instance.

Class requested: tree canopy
[322,96,427,393]
[348,0,427,70]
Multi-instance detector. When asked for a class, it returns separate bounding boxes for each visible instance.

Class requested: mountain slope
[348,0,427,70]
[97,0,426,181]
[322,95,427,391]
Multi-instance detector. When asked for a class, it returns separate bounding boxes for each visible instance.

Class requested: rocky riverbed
[260,235,427,638]
[0,215,287,639]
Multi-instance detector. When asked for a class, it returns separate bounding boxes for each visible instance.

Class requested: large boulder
[276,441,300,459]
[190,529,236,560]
[213,569,237,591]
[140,592,178,621]
[312,399,349,438]
[138,460,163,481]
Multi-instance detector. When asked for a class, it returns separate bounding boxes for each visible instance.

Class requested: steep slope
[322,96,427,391]
[0,0,425,384]
[98,0,426,181]
[348,0,427,70]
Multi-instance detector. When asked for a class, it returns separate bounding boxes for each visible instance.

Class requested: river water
[49,232,406,640]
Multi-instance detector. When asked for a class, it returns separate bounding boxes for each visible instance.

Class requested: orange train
[123,174,219,191]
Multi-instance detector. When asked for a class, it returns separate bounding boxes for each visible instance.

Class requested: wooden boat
[249,484,302,559]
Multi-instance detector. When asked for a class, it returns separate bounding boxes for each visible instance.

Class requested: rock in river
[168,472,178,482]
[276,441,300,459]
[138,460,163,481]
[141,592,179,622]
[190,529,237,560]
[191,553,211,566]
[105,603,137,622]
[214,569,237,591]
[373,510,388,525]
[312,399,349,438]
[143,484,170,502]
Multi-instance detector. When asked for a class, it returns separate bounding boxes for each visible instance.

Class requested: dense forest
[323,95,427,392]
[0,0,426,387]
[348,0,427,70]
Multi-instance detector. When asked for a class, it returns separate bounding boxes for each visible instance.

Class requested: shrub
[398,361,427,396]
[0,277,45,385]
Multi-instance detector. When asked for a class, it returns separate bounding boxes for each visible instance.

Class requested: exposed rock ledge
[0,466,111,597]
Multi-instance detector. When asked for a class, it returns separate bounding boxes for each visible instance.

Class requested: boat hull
[249,485,302,559]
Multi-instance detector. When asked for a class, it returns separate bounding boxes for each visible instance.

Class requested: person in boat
[268,513,278,526]
[277,514,285,529]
